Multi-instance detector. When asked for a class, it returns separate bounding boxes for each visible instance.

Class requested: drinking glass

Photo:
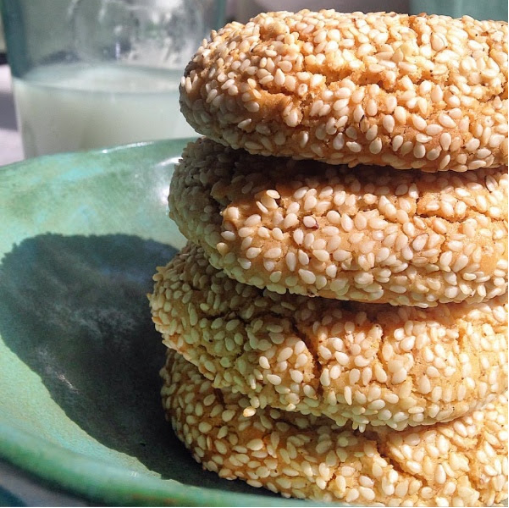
[1,0,225,157]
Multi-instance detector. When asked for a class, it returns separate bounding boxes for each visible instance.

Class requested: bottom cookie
[161,352,508,507]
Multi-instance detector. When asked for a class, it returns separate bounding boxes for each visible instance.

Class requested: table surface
[0,459,91,506]
[0,65,23,166]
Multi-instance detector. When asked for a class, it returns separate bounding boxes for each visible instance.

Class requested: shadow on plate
[0,233,275,496]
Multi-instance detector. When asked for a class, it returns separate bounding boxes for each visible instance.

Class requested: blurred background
[0,0,507,166]
[226,0,508,23]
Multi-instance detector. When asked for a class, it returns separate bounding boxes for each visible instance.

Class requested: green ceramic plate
[0,140,333,506]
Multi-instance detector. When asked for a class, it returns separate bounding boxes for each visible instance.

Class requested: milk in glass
[13,63,197,157]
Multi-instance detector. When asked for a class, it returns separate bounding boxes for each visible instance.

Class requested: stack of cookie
[149,10,508,506]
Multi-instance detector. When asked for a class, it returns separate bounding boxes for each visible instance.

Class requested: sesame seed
[221,409,236,422]
[392,135,404,151]
[393,107,407,125]
[265,247,282,259]
[298,269,316,284]
[382,115,395,133]
[366,100,378,116]
[346,141,362,153]
[267,374,282,386]
[243,406,257,417]
[332,133,344,150]
[438,113,456,128]
[440,133,452,150]
[369,138,383,154]
[246,438,264,451]
[412,114,427,131]
[413,144,426,159]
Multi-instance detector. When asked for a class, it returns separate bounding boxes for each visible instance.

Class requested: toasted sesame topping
[170,138,508,306]
[162,352,508,506]
[180,10,507,171]
[150,243,508,430]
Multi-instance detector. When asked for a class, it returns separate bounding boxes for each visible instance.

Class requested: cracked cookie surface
[161,352,508,506]
[169,138,508,306]
[150,244,508,431]
[180,10,507,171]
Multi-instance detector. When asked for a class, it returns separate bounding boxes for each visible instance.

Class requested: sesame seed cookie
[180,10,508,172]
[162,352,508,507]
[169,138,508,307]
[150,243,508,431]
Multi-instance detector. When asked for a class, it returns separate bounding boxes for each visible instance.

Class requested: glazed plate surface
[0,140,331,506]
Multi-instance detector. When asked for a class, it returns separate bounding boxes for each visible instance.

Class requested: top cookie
[180,10,508,171]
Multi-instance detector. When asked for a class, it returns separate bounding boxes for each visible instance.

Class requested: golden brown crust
[150,244,508,431]
[162,352,509,506]
[180,10,508,171]
[169,138,508,307]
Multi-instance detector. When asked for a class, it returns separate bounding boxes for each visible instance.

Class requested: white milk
[12,63,197,157]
